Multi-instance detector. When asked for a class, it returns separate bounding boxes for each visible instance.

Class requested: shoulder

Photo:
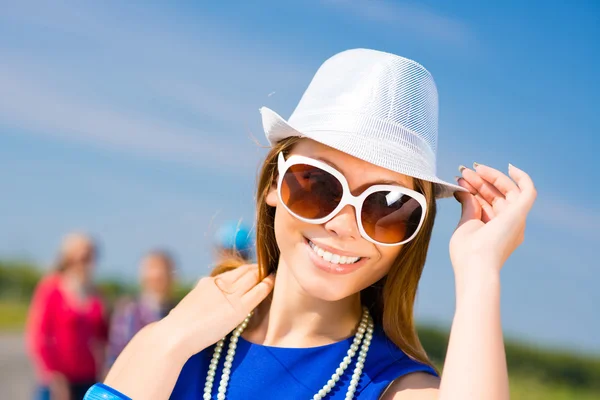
[31,274,62,306]
[360,327,439,398]
[365,327,438,377]
[109,296,139,322]
[113,296,138,314]
[379,372,439,400]
[36,274,61,294]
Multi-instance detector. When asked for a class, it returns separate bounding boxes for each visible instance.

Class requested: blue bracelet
[84,383,132,400]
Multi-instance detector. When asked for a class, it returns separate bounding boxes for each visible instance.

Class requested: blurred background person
[26,233,107,400]
[105,250,176,370]
[210,220,253,277]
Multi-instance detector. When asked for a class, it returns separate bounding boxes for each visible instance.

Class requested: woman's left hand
[450,163,537,281]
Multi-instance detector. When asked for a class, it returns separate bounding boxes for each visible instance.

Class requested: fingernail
[508,163,515,170]
[473,162,480,169]
[458,165,467,173]
[454,176,462,183]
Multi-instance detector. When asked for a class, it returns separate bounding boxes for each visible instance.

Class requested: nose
[323,205,360,240]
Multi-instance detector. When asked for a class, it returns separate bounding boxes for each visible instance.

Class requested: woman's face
[62,236,96,282]
[141,255,173,298]
[266,139,415,301]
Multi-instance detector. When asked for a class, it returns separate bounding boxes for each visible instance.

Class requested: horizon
[1,1,598,354]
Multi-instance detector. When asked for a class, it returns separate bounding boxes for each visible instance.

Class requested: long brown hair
[213,137,437,368]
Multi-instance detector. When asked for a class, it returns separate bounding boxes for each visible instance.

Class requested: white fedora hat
[260,48,467,199]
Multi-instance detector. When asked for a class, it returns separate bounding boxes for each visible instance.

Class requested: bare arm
[100,265,275,399]
[103,319,192,399]
[384,271,504,400]
[384,163,536,400]
[438,268,506,399]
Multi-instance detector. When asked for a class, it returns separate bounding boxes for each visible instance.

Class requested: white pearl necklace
[203,307,374,400]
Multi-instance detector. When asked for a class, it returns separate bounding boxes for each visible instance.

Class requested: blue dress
[85,326,437,399]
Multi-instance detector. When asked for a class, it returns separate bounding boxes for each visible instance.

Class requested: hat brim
[260,107,468,199]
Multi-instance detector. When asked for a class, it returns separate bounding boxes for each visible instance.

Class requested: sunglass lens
[281,164,343,220]
[361,190,423,244]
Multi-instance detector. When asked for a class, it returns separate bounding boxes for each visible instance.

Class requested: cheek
[157,278,171,290]
[273,204,305,250]
[364,245,403,282]
[378,245,402,266]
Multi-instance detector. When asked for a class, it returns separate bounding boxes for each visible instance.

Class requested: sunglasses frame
[277,152,428,247]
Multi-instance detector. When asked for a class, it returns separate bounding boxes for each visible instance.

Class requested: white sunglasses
[277,152,427,246]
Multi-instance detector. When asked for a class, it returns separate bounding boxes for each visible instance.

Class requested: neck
[141,291,168,307]
[244,258,363,348]
[59,270,90,298]
[61,269,86,287]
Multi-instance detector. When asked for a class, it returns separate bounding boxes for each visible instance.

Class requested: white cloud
[0,67,262,171]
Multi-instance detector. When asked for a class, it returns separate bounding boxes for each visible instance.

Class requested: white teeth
[308,241,361,264]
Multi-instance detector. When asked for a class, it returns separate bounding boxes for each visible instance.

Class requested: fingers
[241,274,275,309]
[228,265,261,295]
[214,263,257,286]
[455,174,476,194]
[456,175,494,224]
[475,194,495,223]
[454,189,481,228]
[508,164,537,209]
[459,165,507,209]
[457,161,537,221]
[473,163,521,202]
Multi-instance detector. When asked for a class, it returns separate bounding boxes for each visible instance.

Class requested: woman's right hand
[102,264,274,399]
[160,264,275,359]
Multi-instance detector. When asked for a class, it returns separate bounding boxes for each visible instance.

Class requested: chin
[297,277,357,303]
[297,273,356,302]
[279,246,365,303]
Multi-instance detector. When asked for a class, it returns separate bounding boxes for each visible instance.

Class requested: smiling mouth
[307,240,362,265]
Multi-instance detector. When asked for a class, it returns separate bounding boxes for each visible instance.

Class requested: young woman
[27,233,107,400]
[85,49,536,399]
[106,250,177,370]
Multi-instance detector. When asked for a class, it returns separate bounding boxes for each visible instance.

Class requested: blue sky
[1,1,598,353]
